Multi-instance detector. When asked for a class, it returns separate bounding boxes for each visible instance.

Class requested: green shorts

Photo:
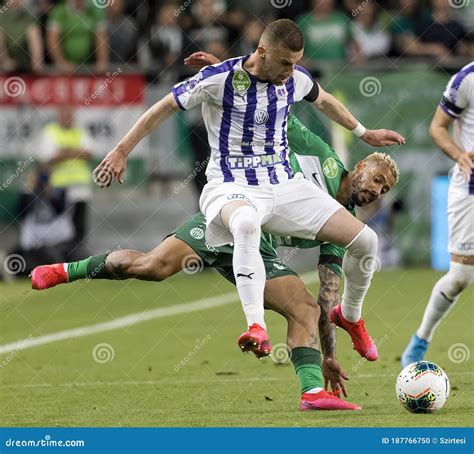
[171,213,298,284]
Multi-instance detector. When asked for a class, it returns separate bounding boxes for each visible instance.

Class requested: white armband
[351,122,367,138]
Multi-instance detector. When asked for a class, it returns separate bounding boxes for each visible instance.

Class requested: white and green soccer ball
[396,361,450,413]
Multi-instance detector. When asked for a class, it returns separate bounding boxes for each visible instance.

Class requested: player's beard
[350,176,377,206]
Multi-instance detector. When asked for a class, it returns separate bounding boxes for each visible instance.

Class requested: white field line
[2,371,473,390]
[0,272,317,356]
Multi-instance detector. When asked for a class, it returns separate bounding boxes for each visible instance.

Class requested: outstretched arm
[317,263,349,396]
[184,52,406,148]
[317,264,340,358]
[313,87,406,147]
[94,93,180,186]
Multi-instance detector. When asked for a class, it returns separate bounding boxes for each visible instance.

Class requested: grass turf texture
[0,269,472,427]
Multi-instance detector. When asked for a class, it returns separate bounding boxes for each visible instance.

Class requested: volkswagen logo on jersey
[254,109,269,125]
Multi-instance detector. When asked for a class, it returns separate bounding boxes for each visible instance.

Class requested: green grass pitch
[0,269,472,427]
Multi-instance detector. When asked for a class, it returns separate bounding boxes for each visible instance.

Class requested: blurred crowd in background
[1,0,472,277]
[1,0,472,77]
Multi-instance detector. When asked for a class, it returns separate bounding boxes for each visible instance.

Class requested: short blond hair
[364,152,400,185]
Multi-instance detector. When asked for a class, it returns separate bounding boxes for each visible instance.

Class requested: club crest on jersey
[232,71,251,94]
[323,157,338,178]
[254,109,269,125]
[190,227,204,240]
[226,153,282,170]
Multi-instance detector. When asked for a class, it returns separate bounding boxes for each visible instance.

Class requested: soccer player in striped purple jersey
[402,62,474,367]
[94,19,405,364]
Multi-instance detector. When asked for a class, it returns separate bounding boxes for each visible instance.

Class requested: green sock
[290,347,323,393]
[67,254,110,282]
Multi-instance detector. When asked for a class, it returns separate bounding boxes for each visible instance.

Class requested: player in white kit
[94,19,405,361]
[402,62,474,367]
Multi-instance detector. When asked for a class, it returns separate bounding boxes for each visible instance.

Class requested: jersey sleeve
[172,70,214,111]
[318,242,345,277]
[287,114,333,157]
[440,67,473,119]
[293,66,319,102]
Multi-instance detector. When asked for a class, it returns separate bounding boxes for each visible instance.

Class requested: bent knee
[347,225,378,257]
[229,205,261,236]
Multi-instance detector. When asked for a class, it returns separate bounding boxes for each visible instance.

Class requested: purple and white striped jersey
[172,55,318,186]
[439,61,474,194]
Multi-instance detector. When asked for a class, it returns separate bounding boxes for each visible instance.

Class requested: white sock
[417,262,474,341]
[229,205,266,329]
[341,226,378,323]
[306,387,323,394]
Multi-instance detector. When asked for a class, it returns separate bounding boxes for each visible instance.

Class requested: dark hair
[262,19,304,52]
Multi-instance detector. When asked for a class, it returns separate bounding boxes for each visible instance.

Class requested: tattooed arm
[317,263,349,396]
[318,264,340,357]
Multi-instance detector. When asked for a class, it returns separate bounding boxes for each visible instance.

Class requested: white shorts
[199,173,343,247]
[447,180,474,256]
